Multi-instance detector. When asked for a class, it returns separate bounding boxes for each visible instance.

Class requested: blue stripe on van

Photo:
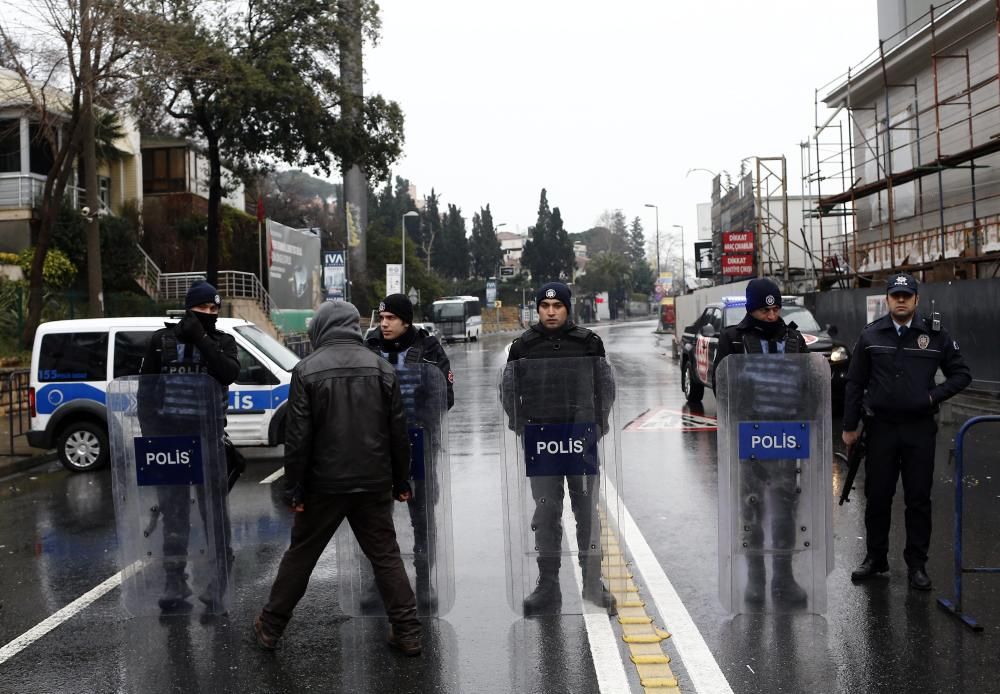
[272,384,289,407]
[35,383,106,415]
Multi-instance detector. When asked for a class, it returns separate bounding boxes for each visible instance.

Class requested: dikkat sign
[722,231,754,253]
[722,254,754,276]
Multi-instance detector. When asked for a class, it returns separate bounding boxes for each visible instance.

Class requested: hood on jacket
[309,301,362,348]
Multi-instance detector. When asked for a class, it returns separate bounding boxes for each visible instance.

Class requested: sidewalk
[0,416,56,477]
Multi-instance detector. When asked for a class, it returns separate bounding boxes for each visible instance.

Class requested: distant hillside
[273,169,341,201]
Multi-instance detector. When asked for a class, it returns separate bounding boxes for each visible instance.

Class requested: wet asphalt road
[1,318,999,693]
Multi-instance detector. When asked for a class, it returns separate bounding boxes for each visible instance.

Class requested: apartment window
[28,123,55,175]
[0,119,19,173]
[142,147,187,193]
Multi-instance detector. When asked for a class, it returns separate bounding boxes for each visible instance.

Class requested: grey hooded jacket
[283,301,410,495]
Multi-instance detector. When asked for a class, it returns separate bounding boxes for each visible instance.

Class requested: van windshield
[724,306,822,333]
[433,303,465,321]
[234,325,300,371]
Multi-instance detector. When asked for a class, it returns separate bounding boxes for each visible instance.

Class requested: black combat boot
[523,572,562,616]
[581,561,617,615]
[745,557,766,605]
[771,557,808,606]
[158,571,193,611]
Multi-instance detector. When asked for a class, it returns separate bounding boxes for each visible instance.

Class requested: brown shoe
[253,616,280,651]
[387,625,422,656]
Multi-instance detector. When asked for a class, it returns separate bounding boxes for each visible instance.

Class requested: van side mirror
[700,324,716,338]
[826,324,839,338]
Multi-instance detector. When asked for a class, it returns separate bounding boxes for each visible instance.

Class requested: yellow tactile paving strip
[601,517,682,693]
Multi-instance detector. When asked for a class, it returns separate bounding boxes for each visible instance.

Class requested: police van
[27,317,299,472]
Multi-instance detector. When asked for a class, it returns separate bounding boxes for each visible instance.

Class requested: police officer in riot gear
[504,282,616,615]
[844,273,970,590]
[366,293,454,609]
[713,278,811,606]
[140,280,239,610]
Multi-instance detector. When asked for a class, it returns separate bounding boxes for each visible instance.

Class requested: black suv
[678,295,850,403]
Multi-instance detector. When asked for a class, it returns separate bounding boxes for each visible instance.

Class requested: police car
[678,296,850,404]
[28,317,299,472]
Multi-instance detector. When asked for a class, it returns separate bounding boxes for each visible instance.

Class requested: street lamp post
[402,210,419,294]
[644,204,660,278]
[672,224,686,293]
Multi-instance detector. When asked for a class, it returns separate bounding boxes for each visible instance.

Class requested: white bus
[431,296,482,343]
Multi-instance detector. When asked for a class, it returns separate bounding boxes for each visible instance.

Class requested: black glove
[177,310,206,343]
[393,480,412,499]
[282,482,304,508]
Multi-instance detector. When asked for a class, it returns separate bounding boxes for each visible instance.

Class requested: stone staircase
[135,244,283,340]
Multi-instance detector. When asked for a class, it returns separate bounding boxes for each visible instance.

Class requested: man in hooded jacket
[253,301,422,655]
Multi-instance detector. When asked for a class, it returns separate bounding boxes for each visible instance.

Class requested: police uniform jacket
[365,327,455,410]
[139,320,239,424]
[711,315,811,418]
[843,313,971,431]
[503,321,614,434]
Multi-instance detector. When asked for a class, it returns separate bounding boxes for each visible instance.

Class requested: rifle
[839,418,868,505]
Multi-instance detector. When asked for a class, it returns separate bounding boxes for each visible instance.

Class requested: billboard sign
[386,264,402,295]
[267,220,321,310]
[323,250,346,301]
[694,241,714,279]
[486,278,497,304]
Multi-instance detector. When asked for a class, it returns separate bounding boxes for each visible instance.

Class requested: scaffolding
[806,0,1000,287]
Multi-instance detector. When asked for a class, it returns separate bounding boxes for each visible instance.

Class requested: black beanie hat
[745,278,782,313]
[535,282,572,310]
[378,293,413,324]
[185,280,221,310]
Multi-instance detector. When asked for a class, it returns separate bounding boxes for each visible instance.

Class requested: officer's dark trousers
[262,491,420,638]
[863,416,937,568]
[530,473,602,579]
[740,459,800,576]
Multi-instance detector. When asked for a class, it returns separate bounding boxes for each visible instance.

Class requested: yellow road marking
[601,512,682,693]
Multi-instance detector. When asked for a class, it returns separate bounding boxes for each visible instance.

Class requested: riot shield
[499,355,623,617]
[716,354,833,615]
[108,374,231,617]
[336,363,454,617]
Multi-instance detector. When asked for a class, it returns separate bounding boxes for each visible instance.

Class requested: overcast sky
[365,0,880,254]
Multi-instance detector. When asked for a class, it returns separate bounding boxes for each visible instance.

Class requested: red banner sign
[722,231,754,253]
[722,254,754,276]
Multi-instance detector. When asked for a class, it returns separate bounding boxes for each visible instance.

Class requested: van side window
[38,333,108,382]
[237,346,278,385]
[114,331,154,377]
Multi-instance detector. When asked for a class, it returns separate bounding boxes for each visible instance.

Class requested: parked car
[678,295,850,404]
[28,316,299,472]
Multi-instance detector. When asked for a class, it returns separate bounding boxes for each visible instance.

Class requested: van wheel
[57,422,109,472]
[682,360,704,404]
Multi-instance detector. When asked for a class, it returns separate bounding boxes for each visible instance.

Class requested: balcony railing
[0,172,88,210]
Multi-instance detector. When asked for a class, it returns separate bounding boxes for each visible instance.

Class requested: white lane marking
[0,566,129,665]
[606,479,734,694]
[260,466,285,484]
[562,497,632,693]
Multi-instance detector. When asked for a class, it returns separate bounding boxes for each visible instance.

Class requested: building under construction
[807,0,1000,288]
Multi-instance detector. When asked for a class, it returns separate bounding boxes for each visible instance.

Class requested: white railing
[135,244,279,320]
[0,172,89,210]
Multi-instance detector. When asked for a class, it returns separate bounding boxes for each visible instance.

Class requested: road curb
[0,451,59,477]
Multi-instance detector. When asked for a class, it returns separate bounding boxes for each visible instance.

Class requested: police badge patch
[545,289,556,299]
[378,302,386,312]
[917,334,930,349]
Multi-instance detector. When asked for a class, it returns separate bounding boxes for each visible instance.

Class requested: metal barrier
[1,369,30,457]
[937,415,1000,631]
